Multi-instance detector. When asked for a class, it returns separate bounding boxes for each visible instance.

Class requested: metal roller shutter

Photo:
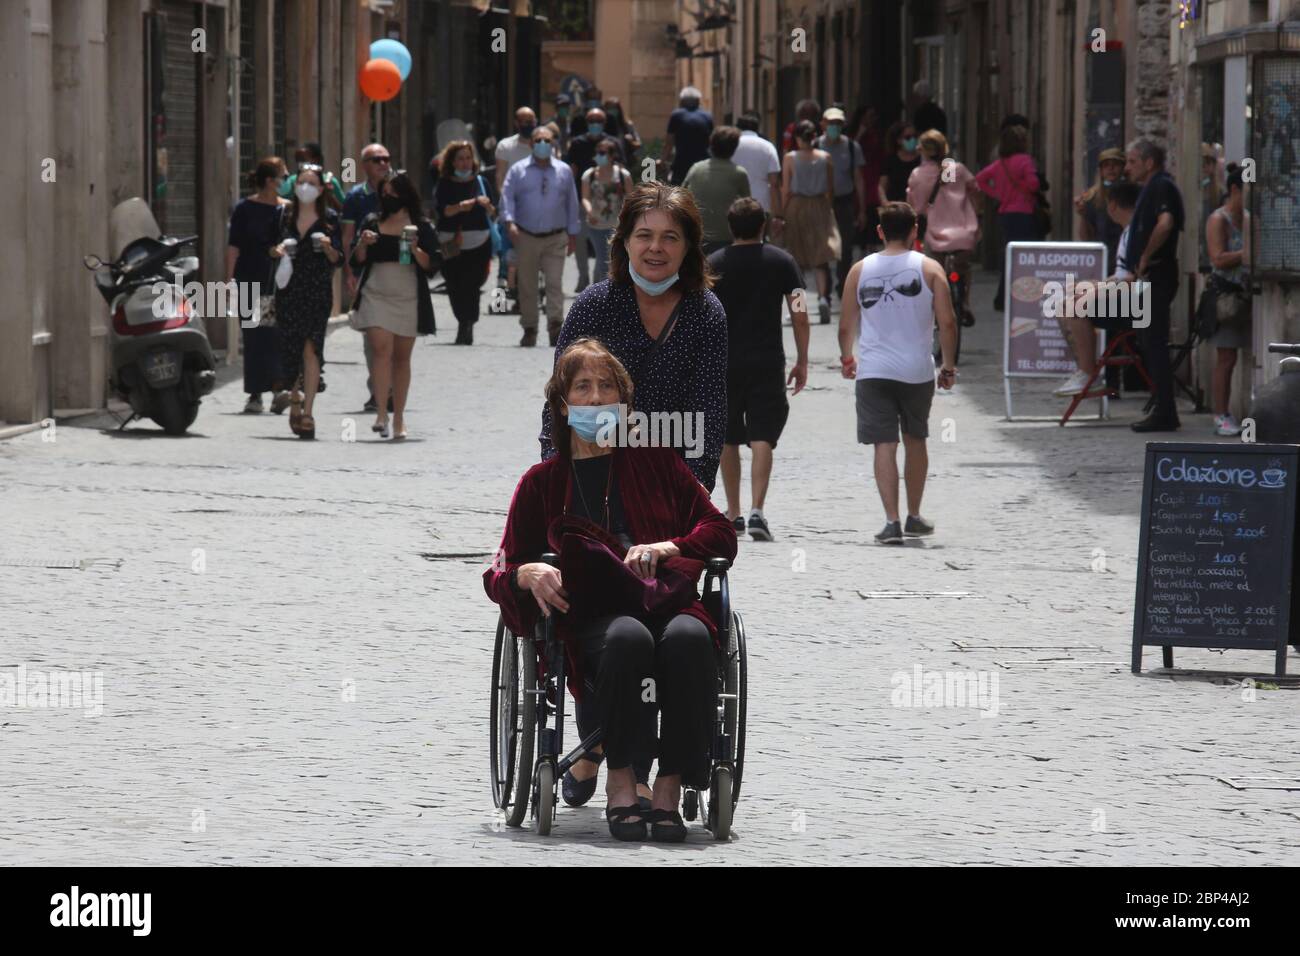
[158,0,199,238]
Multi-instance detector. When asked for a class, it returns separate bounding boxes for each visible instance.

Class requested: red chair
[1059,331,1153,426]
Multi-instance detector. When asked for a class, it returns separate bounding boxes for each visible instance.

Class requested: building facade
[0,0,542,428]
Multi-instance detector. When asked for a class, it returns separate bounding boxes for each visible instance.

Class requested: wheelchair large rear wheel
[727,610,748,809]
[490,617,535,828]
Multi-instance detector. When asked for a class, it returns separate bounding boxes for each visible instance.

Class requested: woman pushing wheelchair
[483,339,737,841]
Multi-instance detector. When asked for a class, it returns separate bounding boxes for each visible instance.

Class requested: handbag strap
[923,165,944,213]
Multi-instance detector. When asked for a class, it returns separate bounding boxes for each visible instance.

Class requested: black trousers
[830,193,858,296]
[574,613,715,789]
[994,212,1040,306]
[442,241,490,325]
[1137,273,1179,418]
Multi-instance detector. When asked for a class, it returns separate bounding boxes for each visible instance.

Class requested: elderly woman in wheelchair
[484,338,738,841]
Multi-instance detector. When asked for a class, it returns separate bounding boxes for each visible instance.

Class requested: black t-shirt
[882,153,920,201]
[569,455,632,548]
[913,102,947,137]
[433,175,495,232]
[1126,170,1184,281]
[708,243,803,373]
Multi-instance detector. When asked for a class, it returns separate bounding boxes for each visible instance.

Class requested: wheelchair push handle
[1266,343,1300,355]
[541,552,560,567]
[707,557,731,571]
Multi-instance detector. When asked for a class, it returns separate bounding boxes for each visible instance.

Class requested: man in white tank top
[838,202,958,544]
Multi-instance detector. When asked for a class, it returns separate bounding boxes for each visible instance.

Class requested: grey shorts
[856,378,935,444]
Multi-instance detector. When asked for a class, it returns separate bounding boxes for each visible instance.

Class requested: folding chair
[1059,331,1153,426]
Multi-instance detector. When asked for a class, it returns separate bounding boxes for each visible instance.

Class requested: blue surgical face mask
[565,402,620,443]
[533,141,552,160]
[629,261,679,296]
[588,122,604,137]
[827,123,842,139]
[1102,179,1116,188]
[454,168,473,180]
[595,153,610,167]
[903,137,918,151]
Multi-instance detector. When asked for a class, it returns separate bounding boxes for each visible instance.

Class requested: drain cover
[858,590,973,599]
[0,557,123,571]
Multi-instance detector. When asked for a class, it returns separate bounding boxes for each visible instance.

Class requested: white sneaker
[1214,414,1242,437]
[1053,369,1092,397]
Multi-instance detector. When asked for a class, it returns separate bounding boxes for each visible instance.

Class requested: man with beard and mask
[495,107,540,312]
[567,107,625,293]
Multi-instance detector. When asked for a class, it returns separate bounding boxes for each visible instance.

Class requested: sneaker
[1214,414,1243,437]
[731,516,746,534]
[270,391,293,415]
[363,394,377,413]
[819,297,831,324]
[548,323,562,347]
[520,329,538,347]
[243,395,264,414]
[875,521,904,545]
[1053,369,1092,397]
[747,512,773,542]
[903,515,934,537]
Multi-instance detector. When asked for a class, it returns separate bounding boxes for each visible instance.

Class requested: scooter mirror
[83,254,103,270]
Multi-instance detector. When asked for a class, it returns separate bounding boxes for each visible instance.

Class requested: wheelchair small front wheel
[534,760,556,836]
[682,788,698,822]
[708,766,733,841]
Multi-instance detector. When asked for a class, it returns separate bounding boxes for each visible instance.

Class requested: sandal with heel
[561,752,604,807]
[605,804,646,842]
[298,412,315,440]
[643,808,688,843]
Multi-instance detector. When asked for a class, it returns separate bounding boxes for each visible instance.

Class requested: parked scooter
[84,199,216,435]
[1247,343,1300,444]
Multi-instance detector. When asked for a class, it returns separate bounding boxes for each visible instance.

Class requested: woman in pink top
[908,129,980,325]
[974,124,1041,310]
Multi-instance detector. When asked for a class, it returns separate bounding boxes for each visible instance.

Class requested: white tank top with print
[855,249,936,384]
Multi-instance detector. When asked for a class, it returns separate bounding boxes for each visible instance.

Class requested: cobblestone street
[3,262,1298,865]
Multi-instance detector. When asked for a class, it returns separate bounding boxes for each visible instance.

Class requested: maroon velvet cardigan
[483,446,738,699]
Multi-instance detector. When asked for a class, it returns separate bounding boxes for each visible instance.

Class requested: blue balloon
[370,39,411,82]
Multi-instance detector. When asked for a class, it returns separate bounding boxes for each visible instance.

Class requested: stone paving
[2,257,1297,865]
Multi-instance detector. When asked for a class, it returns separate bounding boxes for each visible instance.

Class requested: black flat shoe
[1131,414,1181,433]
[605,804,646,842]
[644,808,688,843]
[561,752,603,807]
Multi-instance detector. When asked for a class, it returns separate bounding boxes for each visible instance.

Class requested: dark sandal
[644,808,688,843]
[298,413,315,440]
[605,804,646,842]
[561,752,604,808]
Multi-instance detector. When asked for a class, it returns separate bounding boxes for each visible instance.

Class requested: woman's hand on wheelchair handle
[518,562,569,616]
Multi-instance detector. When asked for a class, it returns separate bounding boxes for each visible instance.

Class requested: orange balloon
[359,58,402,102]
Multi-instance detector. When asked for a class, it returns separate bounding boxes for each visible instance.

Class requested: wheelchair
[490,555,747,840]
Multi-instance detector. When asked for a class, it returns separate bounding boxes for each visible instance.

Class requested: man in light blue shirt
[501,126,581,346]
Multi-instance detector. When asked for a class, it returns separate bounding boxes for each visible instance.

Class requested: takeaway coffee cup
[311,233,325,253]
[281,238,298,257]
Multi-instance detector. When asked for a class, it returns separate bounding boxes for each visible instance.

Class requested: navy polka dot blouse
[538,278,728,491]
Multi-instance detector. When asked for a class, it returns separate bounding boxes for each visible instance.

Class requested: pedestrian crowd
[216,82,1250,845]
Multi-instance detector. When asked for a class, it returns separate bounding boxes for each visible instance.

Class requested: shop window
[1251,57,1300,276]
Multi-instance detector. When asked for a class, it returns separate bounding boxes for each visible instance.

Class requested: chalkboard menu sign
[1133,443,1300,676]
